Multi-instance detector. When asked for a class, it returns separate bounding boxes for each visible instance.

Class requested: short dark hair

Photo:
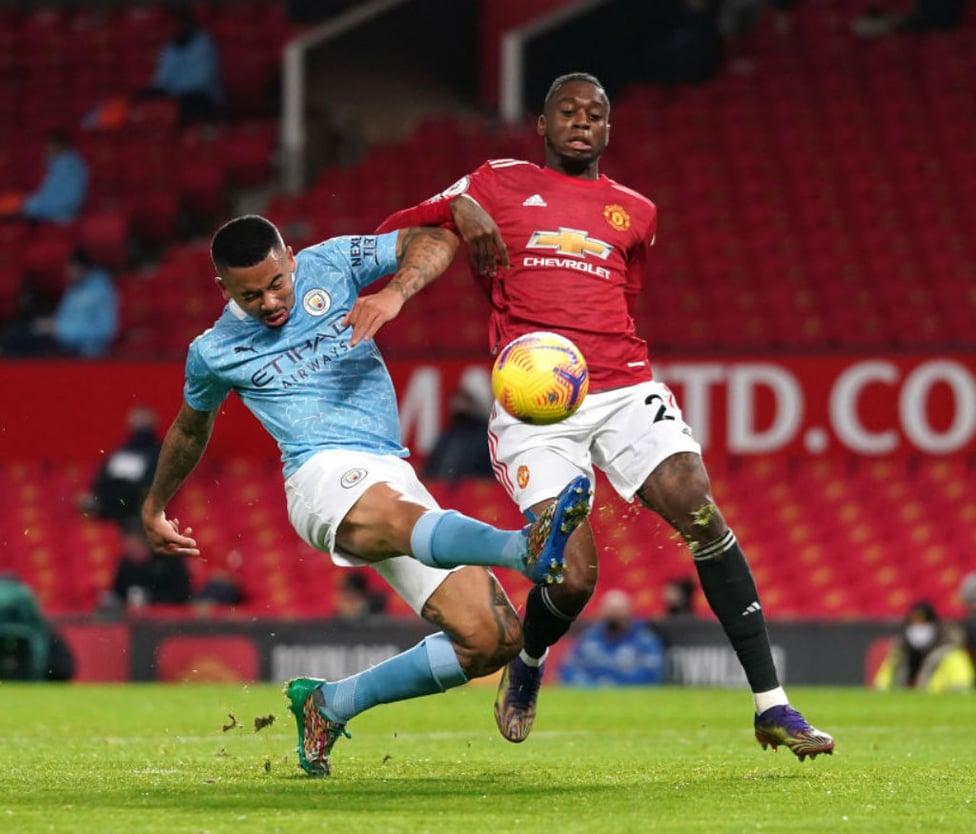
[544,72,607,109]
[211,215,285,272]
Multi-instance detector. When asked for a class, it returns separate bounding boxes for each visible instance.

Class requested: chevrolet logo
[526,227,613,260]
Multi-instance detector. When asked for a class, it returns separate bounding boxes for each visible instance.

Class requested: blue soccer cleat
[755,704,835,761]
[522,475,591,585]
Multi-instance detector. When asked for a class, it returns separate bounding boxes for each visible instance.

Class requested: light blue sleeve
[183,340,231,412]
[317,232,399,292]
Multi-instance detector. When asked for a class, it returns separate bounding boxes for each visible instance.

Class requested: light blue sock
[318,633,467,724]
[410,509,525,571]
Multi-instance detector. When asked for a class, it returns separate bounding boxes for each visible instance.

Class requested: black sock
[522,585,576,660]
[692,530,780,693]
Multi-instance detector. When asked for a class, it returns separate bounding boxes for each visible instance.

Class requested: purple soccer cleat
[754,704,835,761]
[494,653,546,743]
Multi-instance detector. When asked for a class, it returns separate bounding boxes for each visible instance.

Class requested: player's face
[217,246,297,328]
[538,80,610,176]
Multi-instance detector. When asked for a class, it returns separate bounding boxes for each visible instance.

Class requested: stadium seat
[22,224,78,303]
[78,208,131,270]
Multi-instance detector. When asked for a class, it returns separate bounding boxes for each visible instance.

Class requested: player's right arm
[449,196,510,276]
[141,401,217,558]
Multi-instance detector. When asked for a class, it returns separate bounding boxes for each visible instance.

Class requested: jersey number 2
[644,393,676,423]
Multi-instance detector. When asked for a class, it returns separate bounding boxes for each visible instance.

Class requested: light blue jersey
[184,233,406,477]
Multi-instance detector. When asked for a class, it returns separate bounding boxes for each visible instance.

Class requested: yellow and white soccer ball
[491,331,589,425]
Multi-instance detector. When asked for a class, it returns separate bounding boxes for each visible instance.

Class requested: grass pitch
[1,684,973,834]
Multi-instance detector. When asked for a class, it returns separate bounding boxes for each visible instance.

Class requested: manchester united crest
[517,465,530,490]
[604,204,630,232]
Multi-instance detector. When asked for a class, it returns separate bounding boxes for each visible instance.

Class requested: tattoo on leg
[420,572,520,676]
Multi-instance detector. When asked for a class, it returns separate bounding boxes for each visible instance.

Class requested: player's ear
[286,245,297,273]
[605,121,611,147]
[214,275,231,301]
[536,114,546,137]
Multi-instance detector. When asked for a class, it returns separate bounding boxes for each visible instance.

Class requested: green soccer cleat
[283,677,350,777]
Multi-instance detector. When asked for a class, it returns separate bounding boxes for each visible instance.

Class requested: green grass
[1,684,974,834]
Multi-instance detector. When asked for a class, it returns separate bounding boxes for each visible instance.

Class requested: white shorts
[488,380,702,512]
[284,449,458,614]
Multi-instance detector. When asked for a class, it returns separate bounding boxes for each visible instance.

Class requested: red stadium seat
[177,158,228,220]
[22,224,78,302]
[78,208,131,269]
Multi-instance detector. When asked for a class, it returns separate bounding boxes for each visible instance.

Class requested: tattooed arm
[343,227,459,346]
[141,402,217,558]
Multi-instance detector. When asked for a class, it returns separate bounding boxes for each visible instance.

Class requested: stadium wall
[2,353,974,463]
[57,615,897,686]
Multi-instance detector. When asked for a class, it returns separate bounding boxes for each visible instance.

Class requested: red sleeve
[375,164,499,233]
[625,244,647,318]
[624,206,656,317]
[375,195,454,234]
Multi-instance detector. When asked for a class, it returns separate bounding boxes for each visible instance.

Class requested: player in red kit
[377,73,834,760]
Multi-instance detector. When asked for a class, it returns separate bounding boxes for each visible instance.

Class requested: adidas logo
[522,194,547,207]
[742,601,762,616]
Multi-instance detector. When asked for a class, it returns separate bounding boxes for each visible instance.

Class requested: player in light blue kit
[141,215,591,777]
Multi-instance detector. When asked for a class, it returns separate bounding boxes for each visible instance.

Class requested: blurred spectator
[78,405,161,528]
[960,572,976,669]
[873,600,974,693]
[101,520,192,610]
[0,248,118,358]
[143,5,224,124]
[662,576,697,617]
[194,550,246,608]
[333,572,388,618]
[558,589,665,687]
[20,131,88,225]
[423,367,494,482]
[852,0,966,37]
[0,573,74,681]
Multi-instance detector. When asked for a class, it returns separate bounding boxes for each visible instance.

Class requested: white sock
[519,648,548,667]
[753,687,788,714]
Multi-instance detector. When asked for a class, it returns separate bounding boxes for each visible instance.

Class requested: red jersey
[378,159,658,392]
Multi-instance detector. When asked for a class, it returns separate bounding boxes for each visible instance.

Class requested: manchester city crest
[303,289,331,316]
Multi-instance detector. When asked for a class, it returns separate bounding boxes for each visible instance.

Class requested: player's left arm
[624,244,649,319]
[344,227,459,345]
[625,205,657,318]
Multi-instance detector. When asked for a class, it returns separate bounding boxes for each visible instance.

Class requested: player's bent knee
[453,602,522,678]
[421,568,522,678]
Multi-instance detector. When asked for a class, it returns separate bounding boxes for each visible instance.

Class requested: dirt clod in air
[254,714,276,732]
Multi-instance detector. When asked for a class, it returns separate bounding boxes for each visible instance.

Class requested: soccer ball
[491,331,589,425]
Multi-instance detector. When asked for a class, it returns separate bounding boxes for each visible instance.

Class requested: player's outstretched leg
[521,475,591,585]
[284,677,350,777]
[754,705,835,761]
[494,474,591,743]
